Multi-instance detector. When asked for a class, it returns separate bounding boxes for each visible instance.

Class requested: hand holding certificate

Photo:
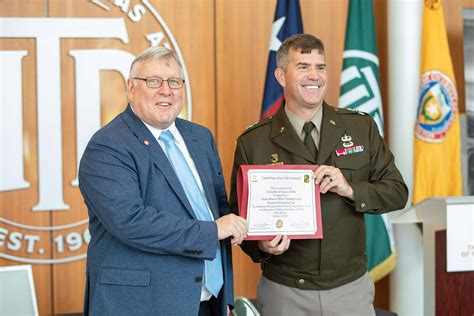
[237,165,323,240]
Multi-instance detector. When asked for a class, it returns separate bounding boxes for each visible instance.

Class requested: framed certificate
[237,165,323,240]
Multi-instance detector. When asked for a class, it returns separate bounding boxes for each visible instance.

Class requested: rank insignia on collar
[280,127,285,133]
[335,145,364,157]
[270,153,279,163]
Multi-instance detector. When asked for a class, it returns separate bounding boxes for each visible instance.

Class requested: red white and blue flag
[261,0,303,119]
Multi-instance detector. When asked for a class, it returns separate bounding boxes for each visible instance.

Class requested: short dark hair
[276,34,325,69]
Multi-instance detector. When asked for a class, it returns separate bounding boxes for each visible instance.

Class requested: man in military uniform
[229,34,408,315]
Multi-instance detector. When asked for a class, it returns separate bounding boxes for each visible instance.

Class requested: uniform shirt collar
[284,106,323,140]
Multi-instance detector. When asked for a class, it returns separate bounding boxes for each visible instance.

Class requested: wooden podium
[391,196,474,316]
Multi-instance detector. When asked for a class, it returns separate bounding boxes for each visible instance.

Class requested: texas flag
[261,0,303,119]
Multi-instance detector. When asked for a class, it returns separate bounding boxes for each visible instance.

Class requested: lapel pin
[330,120,336,126]
[144,140,150,146]
[270,153,279,163]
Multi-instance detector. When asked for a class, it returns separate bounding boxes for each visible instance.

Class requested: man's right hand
[258,235,290,255]
[216,214,248,245]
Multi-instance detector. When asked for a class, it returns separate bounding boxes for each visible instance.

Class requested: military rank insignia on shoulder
[336,108,369,116]
[245,121,259,130]
[243,116,272,133]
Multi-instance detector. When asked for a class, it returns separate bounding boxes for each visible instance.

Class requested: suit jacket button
[195,276,203,284]
[361,202,367,209]
[298,278,305,285]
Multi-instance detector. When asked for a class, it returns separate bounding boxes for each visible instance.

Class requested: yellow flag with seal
[413,0,462,204]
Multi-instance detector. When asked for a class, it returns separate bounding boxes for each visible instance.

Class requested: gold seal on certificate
[237,165,323,240]
[276,219,283,229]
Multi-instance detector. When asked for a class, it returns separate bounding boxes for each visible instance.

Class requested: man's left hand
[314,165,354,200]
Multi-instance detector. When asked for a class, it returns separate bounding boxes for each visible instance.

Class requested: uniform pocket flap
[100,267,151,287]
[334,151,369,170]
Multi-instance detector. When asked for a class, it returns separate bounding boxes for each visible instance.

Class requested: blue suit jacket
[79,106,233,315]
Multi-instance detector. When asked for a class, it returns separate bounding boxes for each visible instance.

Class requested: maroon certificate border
[237,165,323,240]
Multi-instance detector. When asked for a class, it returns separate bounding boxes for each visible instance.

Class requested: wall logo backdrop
[0,0,191,264]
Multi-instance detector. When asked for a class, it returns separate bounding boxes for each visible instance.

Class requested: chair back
[0,265,39,316]
[233,296,260,316]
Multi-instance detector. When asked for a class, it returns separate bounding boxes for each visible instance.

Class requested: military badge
[341,134,354,147]
[335,145,364,156]
[270,153,279,163]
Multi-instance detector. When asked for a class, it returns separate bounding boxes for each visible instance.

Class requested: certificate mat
[237,165,322,240]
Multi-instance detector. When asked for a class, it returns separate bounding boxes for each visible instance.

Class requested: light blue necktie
[159,130,223,297]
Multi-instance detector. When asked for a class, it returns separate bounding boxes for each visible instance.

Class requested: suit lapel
[317,103,347,164]
[271,106,316,164]
[121,106,197,218]
[176,119,220,219]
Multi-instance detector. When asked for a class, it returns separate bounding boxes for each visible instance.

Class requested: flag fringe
[369,251,397,283]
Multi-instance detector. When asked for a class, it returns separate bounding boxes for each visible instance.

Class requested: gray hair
[129,46,184,78]
[276,34,325,69]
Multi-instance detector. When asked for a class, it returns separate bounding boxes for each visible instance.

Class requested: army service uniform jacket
[229,103,408,290]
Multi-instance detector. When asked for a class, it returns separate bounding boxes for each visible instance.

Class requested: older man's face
[127,58,184,129]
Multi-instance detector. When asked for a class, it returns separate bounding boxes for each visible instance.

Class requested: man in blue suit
[79,46,248,316]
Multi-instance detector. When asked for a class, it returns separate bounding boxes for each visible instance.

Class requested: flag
[413,0,462,204]
[339,0,395,283]
[261,0,303,119]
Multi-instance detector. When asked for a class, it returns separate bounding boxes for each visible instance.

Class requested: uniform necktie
[303,121,318,160]
[159,130,223,297]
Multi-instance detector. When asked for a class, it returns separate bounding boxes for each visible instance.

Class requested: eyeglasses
[133,77,185,89]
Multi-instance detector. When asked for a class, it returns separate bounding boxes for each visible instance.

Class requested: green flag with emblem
[339,0,395,283]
